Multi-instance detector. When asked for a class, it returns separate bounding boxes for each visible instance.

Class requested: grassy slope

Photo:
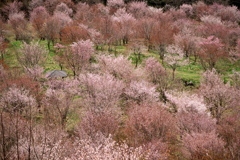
[3,40,240,145]
[4,41,240,85]
[4,40,63,73]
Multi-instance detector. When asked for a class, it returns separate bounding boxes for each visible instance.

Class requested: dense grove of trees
[1,0,240,9]
[0,0,240,159]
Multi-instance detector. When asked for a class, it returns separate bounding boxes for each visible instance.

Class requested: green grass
[3,40,240,87]
[176,63,203,85]
[4,40,65,73]
[4,41,22,67]
[128,53,150,66]
[114,45,127,53]
[217,59,240,73]
[66,108,80,132]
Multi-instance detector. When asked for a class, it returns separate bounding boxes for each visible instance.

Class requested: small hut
[45,70,67,79]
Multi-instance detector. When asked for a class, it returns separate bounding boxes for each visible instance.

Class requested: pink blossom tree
[151,21,176,64]
[237,39,240,51]
[112,8,136,45]
[77,24,104,46]
[166,91,208,114]
[200,15,223,25]
[43,13,72,49]
[174,31,198,59]
[127,1,149,19]
[1,86,37,112]
[42,16,61,50]
[142,139,170,160]
[125,103,177,146]
[29,0,44,10]
[78,73,125,109]
[179,4,193,18]
[199,69,239,122]
[87,28,104,49]
[192,1,210,20]
[60,23,90,44]
[178,110,216,135]
[0,76,43,110]
[0,111,30,160]
[8,12,33,42]
[167,8,188,21]
[107,0,125,9]
[43,78,79,128]
[30,6,50,40]
[0,108,13,159]
[24,65,44,81]
[77,108,121,138]
[73,2,91,22]
[64,40,94,76]
[12,126,68,159]
[182,131,225,160]
[53,12,72,40]
[67,133,149,159]
[144,57,166,84]
[137,18,156,50]
[16,41,47,69]
[213,5,240,23]
[43,81,74,129]
[1,1,23,20]
[43,0,59,15]
[124,80,159,105]
[0,86,37,159]
[144,57,167,102]
[198,15,230,45]
[97,54,135,81]
[217,108,240,160]
[97,14,116,51]
[54,2,73,16]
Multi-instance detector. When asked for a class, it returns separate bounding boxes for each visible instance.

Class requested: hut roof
[45,70,67,79]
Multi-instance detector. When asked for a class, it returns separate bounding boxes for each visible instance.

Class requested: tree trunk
[28,106,33,160]
[134,53,139,68]
[16,112,20,160]
[59,64,63,71]
[73,70,76,77]
[1,52,4,60]
[0,111,6,160]
[137,52,141,62]
[193,54,197,63]
[47,40,51,51]
[172,68,176,80]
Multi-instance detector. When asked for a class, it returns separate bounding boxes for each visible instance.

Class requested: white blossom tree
[165,45,188,80]
[78,73,125,110]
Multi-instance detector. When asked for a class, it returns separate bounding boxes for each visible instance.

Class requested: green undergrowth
[4,40,240,87]
[128,53,150,66]
[176,63,203,86]
[66,108,81,133]
[4,41,22,67]
[216,59,240,83]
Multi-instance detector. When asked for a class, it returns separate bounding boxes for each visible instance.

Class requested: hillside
[0,0,240,159]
